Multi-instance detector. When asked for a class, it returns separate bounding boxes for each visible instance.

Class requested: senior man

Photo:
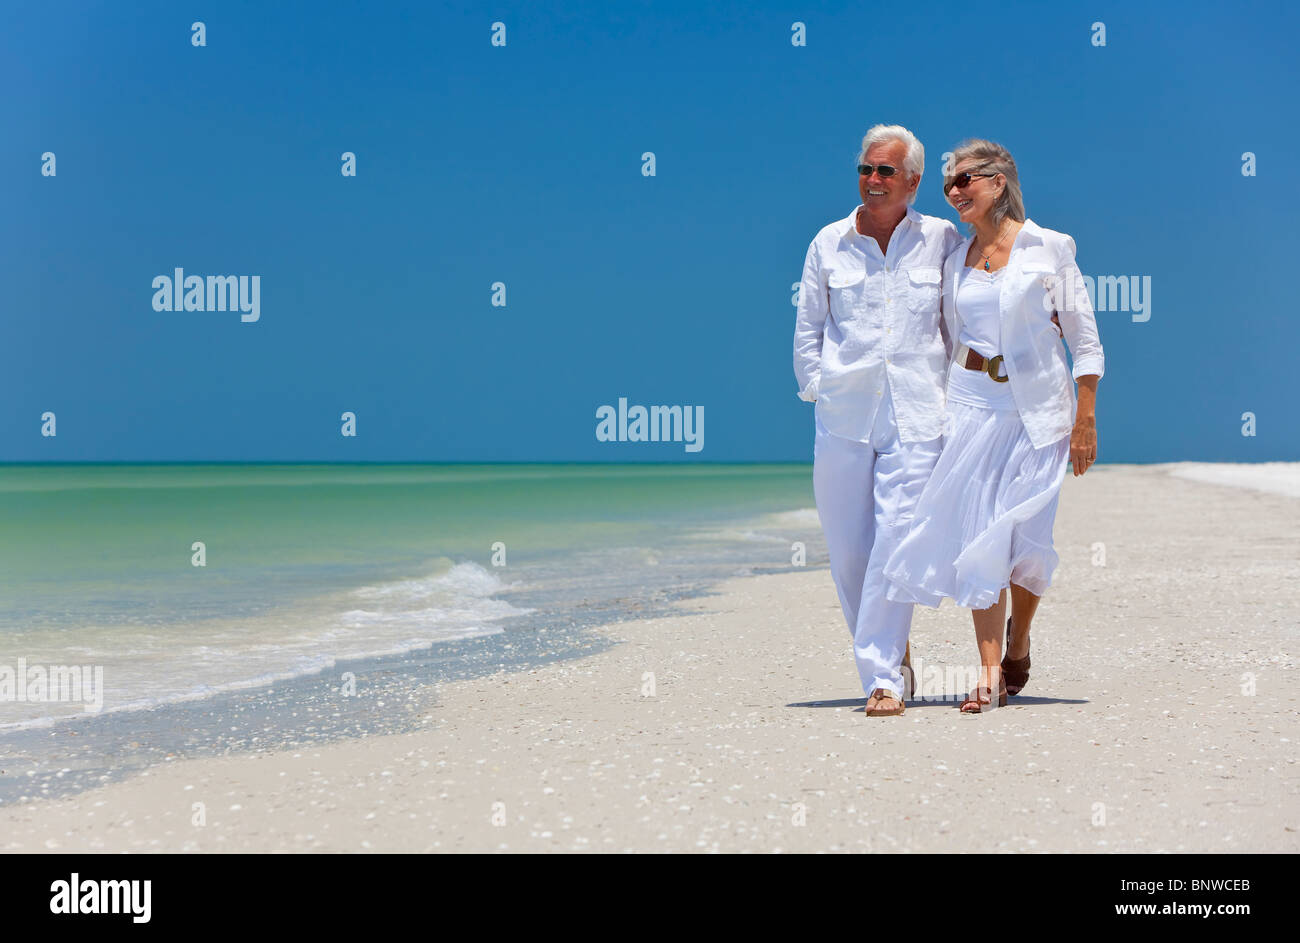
[793,124,960,717]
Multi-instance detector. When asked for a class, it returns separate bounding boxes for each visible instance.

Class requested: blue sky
[4,0,1296,462]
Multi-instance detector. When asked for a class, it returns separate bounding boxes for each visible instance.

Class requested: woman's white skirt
[884,373,1070,611]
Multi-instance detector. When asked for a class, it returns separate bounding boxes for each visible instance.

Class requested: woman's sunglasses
[857,163,899,178]
[945,171,997,194]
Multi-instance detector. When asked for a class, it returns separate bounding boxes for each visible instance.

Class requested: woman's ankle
[1006,617,1031,659]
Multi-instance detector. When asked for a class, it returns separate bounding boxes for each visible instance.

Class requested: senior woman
[883,139,1103,712]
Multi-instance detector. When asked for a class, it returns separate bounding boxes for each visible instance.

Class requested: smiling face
[946,159,1004,225]
[858,139,919,216]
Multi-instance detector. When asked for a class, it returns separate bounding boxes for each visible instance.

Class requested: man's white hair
[857,124,924,204]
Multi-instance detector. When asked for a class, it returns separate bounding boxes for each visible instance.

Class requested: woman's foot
[959,668,1007,713]
[1001,617,1031,696]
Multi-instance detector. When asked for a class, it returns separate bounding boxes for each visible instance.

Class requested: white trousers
[813,390,941,697]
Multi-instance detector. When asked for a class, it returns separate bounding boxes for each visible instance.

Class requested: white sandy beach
[2,464,1297,853]
[1162,461,1300,498]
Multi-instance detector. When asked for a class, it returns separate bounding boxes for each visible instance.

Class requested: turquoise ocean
[0,465,823,771]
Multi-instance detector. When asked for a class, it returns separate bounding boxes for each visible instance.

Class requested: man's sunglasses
[944,171,997,194]
[857,163,899,178]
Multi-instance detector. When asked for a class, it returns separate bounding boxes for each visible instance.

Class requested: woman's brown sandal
[1001,617,1031,696]
[865,688,905,717]
[959,674,1007,713]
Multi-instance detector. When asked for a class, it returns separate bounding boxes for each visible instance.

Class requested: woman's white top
[940,218,1105,449]
[949,266,1017,410]
[956,265,1002,358]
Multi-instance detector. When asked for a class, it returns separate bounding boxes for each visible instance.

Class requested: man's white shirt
[793,204,961,444]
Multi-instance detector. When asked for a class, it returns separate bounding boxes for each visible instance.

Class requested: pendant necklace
[977,222,1012,272]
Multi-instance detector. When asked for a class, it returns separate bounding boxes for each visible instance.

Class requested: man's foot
[865,688,905,717]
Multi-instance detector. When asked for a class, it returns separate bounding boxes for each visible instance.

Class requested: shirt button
[886,296,892,303]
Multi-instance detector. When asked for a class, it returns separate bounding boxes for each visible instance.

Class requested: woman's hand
[1070,415,1097,476]
[1071,375,1100,476]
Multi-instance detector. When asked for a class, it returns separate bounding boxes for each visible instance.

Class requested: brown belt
[958,346,1009,383]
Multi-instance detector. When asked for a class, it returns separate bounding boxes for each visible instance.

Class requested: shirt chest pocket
[827,269,866,319]
[1015,264,1056,316]
[903,266,941,314]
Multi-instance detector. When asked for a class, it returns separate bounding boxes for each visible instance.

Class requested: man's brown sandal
[1000,617,1031,696]
[865,688,905,717]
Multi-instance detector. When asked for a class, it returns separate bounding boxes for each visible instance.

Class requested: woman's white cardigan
[941,218,1105,448]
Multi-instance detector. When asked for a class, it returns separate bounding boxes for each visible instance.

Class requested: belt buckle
[986,354,1009,383]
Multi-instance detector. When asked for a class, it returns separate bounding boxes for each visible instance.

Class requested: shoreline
[0,563,811,808]
[2,465,1297,852]
[0,462,818,739]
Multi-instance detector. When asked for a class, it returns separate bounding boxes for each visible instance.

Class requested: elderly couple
[793,124,1104,715]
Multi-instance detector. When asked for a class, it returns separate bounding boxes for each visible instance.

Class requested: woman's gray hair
[857,124,924,204]
[943,139,1026,229]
